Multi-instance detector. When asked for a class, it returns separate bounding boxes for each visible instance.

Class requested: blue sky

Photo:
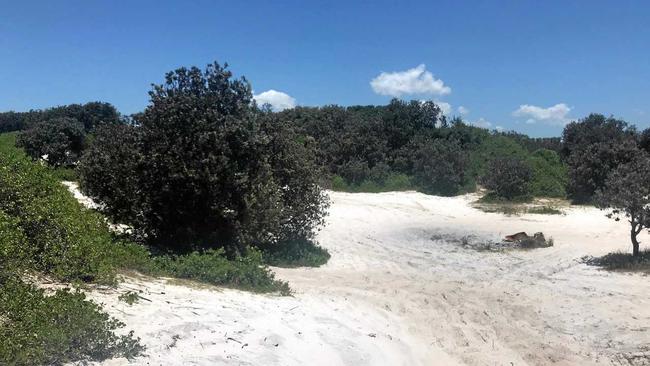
[1,0,649,136]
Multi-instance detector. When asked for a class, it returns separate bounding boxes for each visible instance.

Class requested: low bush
[527,206,563,215]
[118,291,140,305]
[383,173,413,191]
[331,174,350,191]
[527,149,568,198]
[330,173,414,193]
[152,249,291,295]
[338,159,370,186]
[259,238,331,268]
[0,210,32,269]
[0,140,117,283]
[411,138,469,196]
[583,250,650,272]
[48,166,78,181]
[468,134,528,179]
[16,117,86,167]
[478,191,532,204]
[0,274,143,366]
[480,157,533,200]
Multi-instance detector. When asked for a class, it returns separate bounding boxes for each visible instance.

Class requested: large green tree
[79,62,328,254]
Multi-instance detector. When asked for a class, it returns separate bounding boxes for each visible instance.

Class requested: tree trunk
[631,226,640,257]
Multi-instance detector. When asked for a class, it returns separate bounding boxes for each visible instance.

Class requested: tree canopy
[79,62,328,255]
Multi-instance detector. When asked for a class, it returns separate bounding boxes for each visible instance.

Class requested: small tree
[16,117,86,167]
[480,157,533,200]
[595,154,650,257]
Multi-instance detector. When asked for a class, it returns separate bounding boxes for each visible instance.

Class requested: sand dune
[87,191,650,365]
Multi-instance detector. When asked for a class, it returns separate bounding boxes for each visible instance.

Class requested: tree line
[3,60,649,257]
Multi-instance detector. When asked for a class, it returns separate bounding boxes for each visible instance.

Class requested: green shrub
[0,130,294,366]
[331,175,349,191]
[118,291,140,305]
[16,117,86,167]
[527,206,563,215]
[48,166,78,181]
[338,159,370,186]
[260,238,330,268]
[383,173,413,191]
[330,173,413,193]
[583,250,650,272]
[152,249,291,295]
[0,131,19,154]
[411,138,469,196]
[0,274,143,366]
[480,157,533,200]
[357,180,383,193]
[0,210,33,269]
[0,143,117,283]
[468,135,529,179]
[527,149,568,198]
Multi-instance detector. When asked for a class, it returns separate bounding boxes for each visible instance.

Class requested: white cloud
[437,101,452,116]
[253,89,296,111]
[457,106,469,115]
[495,125,505,132]
[370,64,451,97]
[512,103,572,126]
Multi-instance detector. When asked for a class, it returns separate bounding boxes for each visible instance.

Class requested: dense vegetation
[16,117,86,167]
[0,132,142,364]
[562,114,640,203]
[0,132,291,365]
[0,102,121,134]
[0,273,143,366]
[276,102,566,199]
[479,157,533,201]
[79,62,329,263]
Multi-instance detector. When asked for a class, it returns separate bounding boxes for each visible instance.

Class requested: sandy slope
[85,191,650,366]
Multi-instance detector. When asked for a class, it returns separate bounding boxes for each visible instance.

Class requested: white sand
[82,191,649,366]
